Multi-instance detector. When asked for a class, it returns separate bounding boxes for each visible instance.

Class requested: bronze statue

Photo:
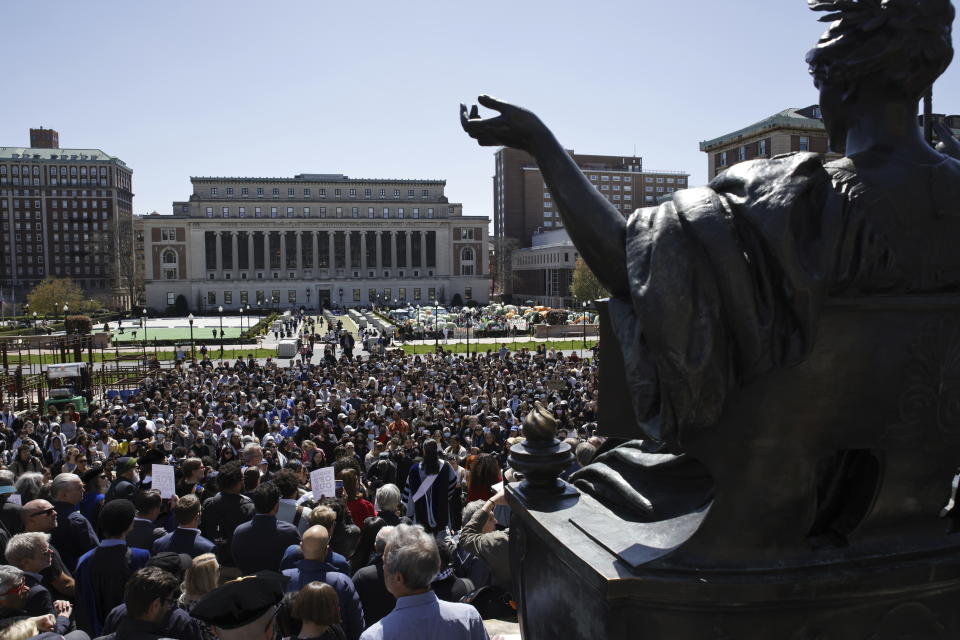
[462,1,960,638]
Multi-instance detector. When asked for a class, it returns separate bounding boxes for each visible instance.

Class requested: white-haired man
[359,524,488,640]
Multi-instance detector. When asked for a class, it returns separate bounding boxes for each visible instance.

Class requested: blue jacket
[283,558,365,640]
[153,528,216,558]
[75,541,150,636]
[280,543,350,574]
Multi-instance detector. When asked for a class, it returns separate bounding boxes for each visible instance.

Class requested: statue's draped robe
[606,151,960,454]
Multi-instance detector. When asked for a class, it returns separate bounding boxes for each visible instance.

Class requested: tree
[111,218,143,310]
[26,278,85,315]
[570,256,609,304]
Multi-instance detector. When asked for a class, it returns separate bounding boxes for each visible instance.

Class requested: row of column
[210,229,433,275]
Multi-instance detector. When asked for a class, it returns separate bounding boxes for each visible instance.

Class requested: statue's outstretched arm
[461,96,630,297]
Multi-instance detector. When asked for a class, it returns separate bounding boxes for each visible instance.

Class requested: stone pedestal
[508,482,960,640]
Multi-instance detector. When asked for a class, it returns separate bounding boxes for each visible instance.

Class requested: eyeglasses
[3,580,27,595]
[28,508,56,517]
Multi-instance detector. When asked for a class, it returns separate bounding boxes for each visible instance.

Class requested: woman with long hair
[179,553,220,640]
[348,516,386,574]
[339,468,375,529]
[467,452,501,503]
[404,438,458,536]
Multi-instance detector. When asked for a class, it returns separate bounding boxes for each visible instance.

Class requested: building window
[271,207,278,218]
[799,136,810,151]
[720,151,728,167]
[383,208,389,218]
[398,208,404,219]
[412,208,419,218]
[465,287,472,300]
[210,187,218,196]
[304,207,311,217]
[167,292,176,305]
[161,228,176,241]
[240,291,249,304]
[207,291,216,305]
[353,289,361,302]
[758,139,767,155]
[272,188,280,196]
[364,188,372,198]
[368,207,374,218]
[427,208,434,218]
[288,290,296,303]
[257,187,264,196]
[226,187,234,196]
[206,207,213,218]
[460,247,475,276]
[224,291,233,304]
[352,207,359,218]
[304,188,312,197]
[349,188,357,197]
[222,207,230,217]
[738,146,746,161]
[288,188,295,197]
[255,207,262,218]
[286,207,294,217]
[241,187,249,196]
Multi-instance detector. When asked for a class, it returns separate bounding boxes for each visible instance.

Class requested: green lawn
[108,327,246,343]
[399,340,598,355]
[5,348,278,365]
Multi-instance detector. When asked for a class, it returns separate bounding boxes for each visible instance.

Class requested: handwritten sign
[152,464,176,499]
[310,467,336,499]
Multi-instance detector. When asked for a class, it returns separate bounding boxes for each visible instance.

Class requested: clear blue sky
[5,1,960,222]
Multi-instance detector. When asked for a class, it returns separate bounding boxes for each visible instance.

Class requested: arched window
[161,249,179,280]
[460,247,475,276]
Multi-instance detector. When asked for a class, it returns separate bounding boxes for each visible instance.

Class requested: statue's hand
[460,95,547,153]
[934,120,960,160]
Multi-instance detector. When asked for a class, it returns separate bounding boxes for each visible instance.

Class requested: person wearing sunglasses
[4,532,71,623]
[20,499,75,600]
[0,564,79,638]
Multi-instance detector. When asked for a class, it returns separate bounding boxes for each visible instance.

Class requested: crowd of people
[0,311,602,640]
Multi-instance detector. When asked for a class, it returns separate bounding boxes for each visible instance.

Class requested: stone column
[231,231,239,278]
[420,231,428,271]
[295,231,303,277]
[345,230,352,273]
[312,231,319,272]
[390,231,397,271]
[215,231,224,273]
[247,231,255,274]
[263,230,271,272]
[360,230,367,272]
[405,231,412,270]
[328,231,336,272]
[280,231,288,272]
[375,231,383,271]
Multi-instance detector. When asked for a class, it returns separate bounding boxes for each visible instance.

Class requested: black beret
[191,571,288,629]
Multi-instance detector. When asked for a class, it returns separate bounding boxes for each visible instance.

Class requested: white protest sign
[310,467,336,499]
[152,464,176,499]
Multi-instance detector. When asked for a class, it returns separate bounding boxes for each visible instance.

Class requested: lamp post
[465,308,471,358]
[31,311,37,335]
[218,306,224,358]
[140,308,147,355]
[434,299,439,348]
[582,301,588,358]
[339,288,344,310]
[188,313,195,359]
[239,307,244,334]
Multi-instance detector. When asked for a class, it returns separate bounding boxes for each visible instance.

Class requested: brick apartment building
[0,128,134,308]
[493,148,688,299]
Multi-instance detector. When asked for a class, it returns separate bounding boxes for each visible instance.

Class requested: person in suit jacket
[153,494,215,558]
[75,499,150,637]
[126,490,166,552]
[351,526,396,626]
[104,457,140,504]
[283,525,365,640]
[4,532,72,620]
[49,473,99,572]
[231,481,300,575]
[199,461,255,572]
